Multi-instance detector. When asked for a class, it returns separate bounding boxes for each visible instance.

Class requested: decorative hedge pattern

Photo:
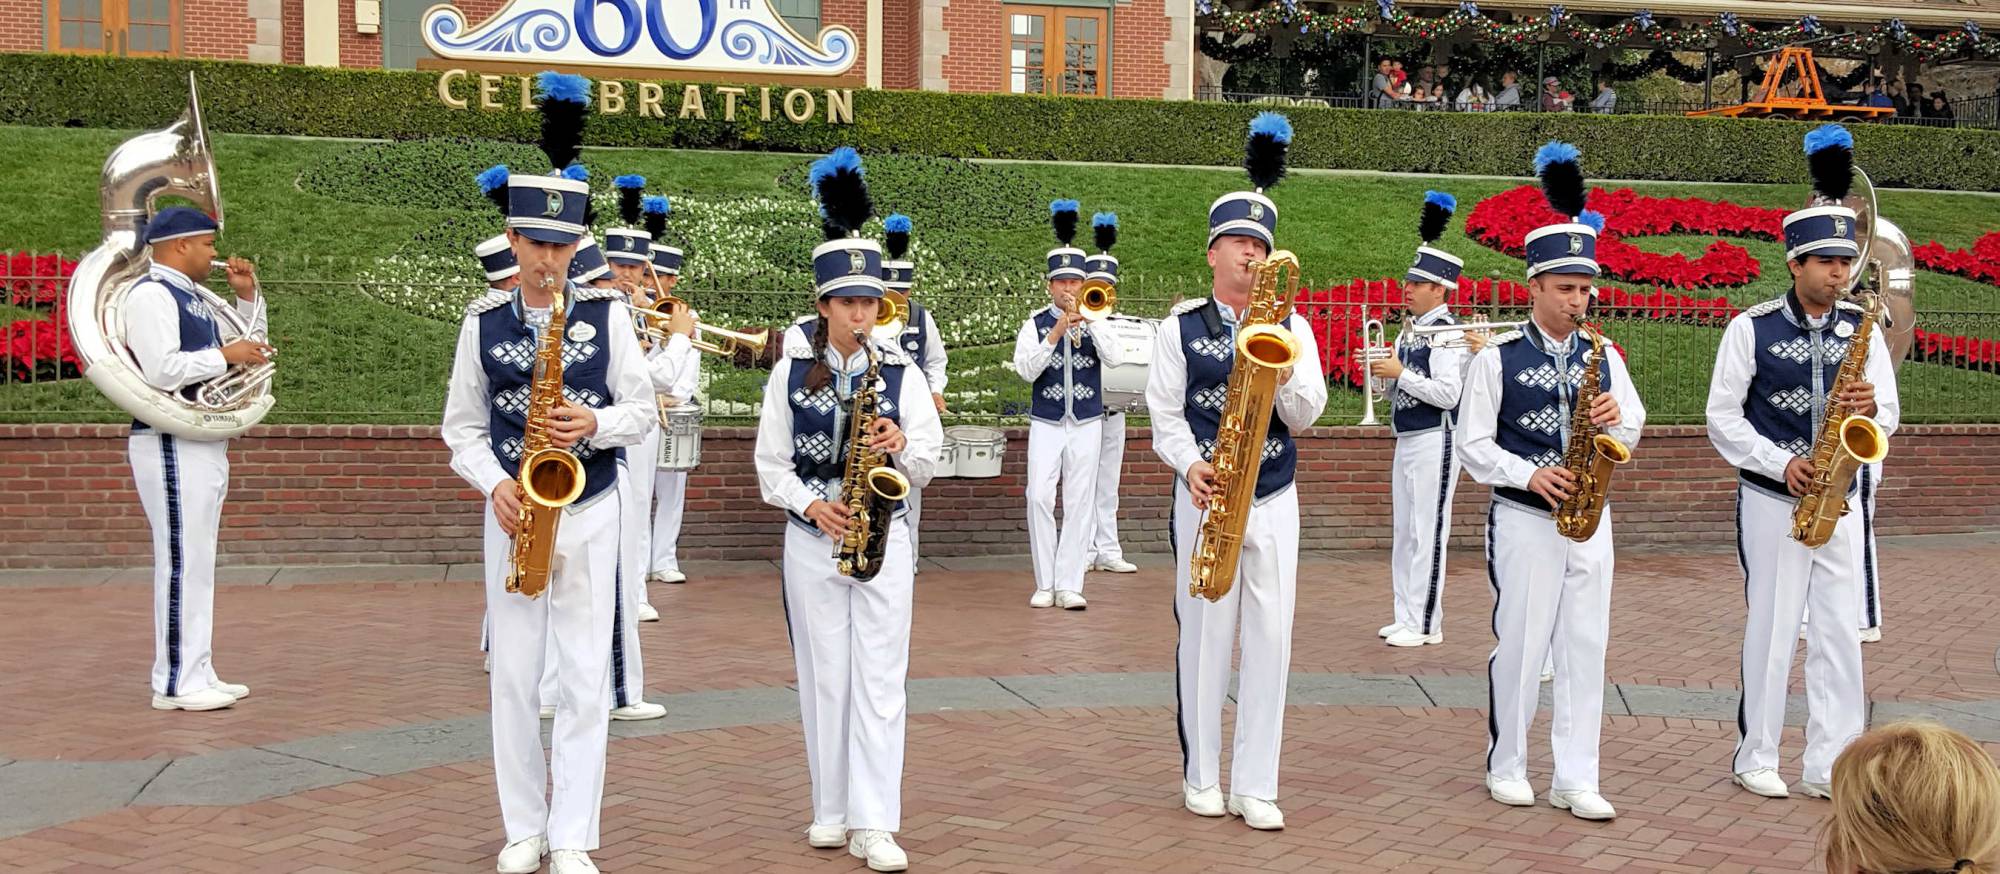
[4,53,2000,191]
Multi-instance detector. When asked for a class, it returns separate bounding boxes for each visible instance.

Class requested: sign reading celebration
[420,0,859,77]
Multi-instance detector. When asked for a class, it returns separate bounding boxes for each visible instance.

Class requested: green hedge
[4,52,1999,191]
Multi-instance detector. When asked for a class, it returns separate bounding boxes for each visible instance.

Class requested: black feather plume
[1243,112,1293,192]
[1093,213,1118,253]
[535,72,590,172]
[1804,124,1855,202]
[1418,191,1454,244]
[645,209,667,243]
[618,189,643,226]
[1534,141,1587,219]
[1049,199,1079,246]
[810,148,873,240]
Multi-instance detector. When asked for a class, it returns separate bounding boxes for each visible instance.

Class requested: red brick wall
[2,424,1994,569]
[338,0,382,68]
[281,0,302,63]
[1109,0,1170,99]
[2,7,45,53]
[937,0,1002,93]
[880,0,921,89]
[182,0,254,59]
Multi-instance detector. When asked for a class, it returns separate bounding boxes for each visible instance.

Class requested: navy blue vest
[1175,301,1297,500]
[782,348,910,535]
[1739,293,1864,497]
[130,273,224,432]
[475,286,620,505]
[1391,310,1457,437]
[1029,309,1103,423]
[898,300,931,371]
[1490,323,1614,512]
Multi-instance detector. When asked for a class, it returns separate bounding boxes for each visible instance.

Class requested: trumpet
[1401,319,1524,350]
[1074,279,1116,321]
[872,289,909,338]
[1358,317,1391,426]
[634,300,769,358]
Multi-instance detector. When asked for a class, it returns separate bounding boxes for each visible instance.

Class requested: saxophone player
[125,206,269,712]
[1148,113,1326,831]
[1456,142,1644,821]
[1372,191,1469,649]
[1705,124,1899,802]
[441,159,656,871]
[752,148,941,873]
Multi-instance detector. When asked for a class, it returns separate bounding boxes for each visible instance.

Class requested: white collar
[1415,304,1451,325]
[149,262,195,290]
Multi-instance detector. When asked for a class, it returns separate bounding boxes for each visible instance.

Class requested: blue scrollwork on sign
[428,6,572,53]
[720,20,854,68]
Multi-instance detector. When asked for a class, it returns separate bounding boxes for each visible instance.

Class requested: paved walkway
[2,535,1997,872]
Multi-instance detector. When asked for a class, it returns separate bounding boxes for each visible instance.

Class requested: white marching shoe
[848,829,908,872]
[483,653,492,674]
[151,687,237,712]
[1055,591,1088,610]
[1733,768,1790,798]
[610,701,666,721]
[636,603,660,623]
[806,822,848,848]
[1029,589,1056,608]
[212,680,250,699]
[1549,789,1616,821]
[539,705,556,720]
[1793,780,1833,800]
[648,569,687,584]
[1539,664,1556,683]
[1860,627,1882,643]
[548,849,598,874]
[1092,558,1138,573]
[1486,774,1535,807]
[1378,622,1405,639]
[495,835,546,874]
[1183,782,1225,817]
[1384,628,1442,647]
[1226,795,1285,830]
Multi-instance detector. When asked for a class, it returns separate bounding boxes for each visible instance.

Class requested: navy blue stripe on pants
[1419,430,1453,635]
[161,434,185,698]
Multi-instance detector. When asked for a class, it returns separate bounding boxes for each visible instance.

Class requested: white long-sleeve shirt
[122,263,266,393]
[1705,305,1900,483]
[1010,305,1130,424]
[637,322,699,400]
[441,291,657,499]
[1145,300,1328,479]
[917,306,948,393]
[1457,319,1646,491]
[1393,304,1470,414]
[754,342,944,517]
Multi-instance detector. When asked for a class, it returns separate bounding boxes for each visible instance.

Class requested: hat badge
[543,192,564,218]
[848,250,868,275]
[1567,234,1584,256]
[1248,202,1267,222]
[1832,216,1849,238]
[1411,251,1424,268]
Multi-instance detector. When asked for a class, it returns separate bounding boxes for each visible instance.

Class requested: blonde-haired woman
[1824,721,2000,874]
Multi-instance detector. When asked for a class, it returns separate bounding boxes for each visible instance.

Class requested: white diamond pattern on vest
[1189,336,1233,361]
[796,432,834,463]
[1526,449,1563,469]
[559,341,600,367]
[488,338,536,371]
[1193,384,1228,411]
[1769,386,1815,416]
[1516,404,1564,435]
[1261,436,1285,461]
[1767,337,1814,364]
[791,386,838,415]
[1514,363,1560,391]
[1777,437,1813,458]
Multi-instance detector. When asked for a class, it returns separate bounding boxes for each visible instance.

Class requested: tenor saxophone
[1189,252,1302,602]
[506,284,587,598]
[1791,294,1889,548]
[1552,319,1633,542]
[833,331,911,581]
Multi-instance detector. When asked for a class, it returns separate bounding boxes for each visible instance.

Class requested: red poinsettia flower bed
[2,251,82,382]
[1463,185,1786,290]
[6,251,77,308]
[1913,232,2000,289]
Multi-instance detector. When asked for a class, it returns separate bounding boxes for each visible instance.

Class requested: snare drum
[935,433,960,478]
[1097,316,1157,413]
[944,425,1005,478]
[656,403,703,470]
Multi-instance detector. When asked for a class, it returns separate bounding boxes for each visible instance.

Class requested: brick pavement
[0,537,1996,871]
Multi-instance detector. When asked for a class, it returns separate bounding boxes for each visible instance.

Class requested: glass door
[48,0,176,55]
[1005,5,1107,97]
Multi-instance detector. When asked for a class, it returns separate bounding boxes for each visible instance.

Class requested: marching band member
[1150,113,1327,830]
[644,199,700,589]
[1372,192,1468,648]
[880,213,948,570]
[754,148,941,872]
[1012,199,1126,610]
[1085,212,1138,575]
[1706,124,1899,801]
[477,230,520,674]
[1458,142,1643,821]
[125,205,269,712]
[442,73,655,874]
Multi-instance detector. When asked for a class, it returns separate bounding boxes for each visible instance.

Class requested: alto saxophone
[1791,293,1889,548]
[1552,319,1633,542]
[506,284,587,598]
[833,331,911,581]
[1189,252,1302,602]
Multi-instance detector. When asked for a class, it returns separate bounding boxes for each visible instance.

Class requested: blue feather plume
[1579,210,1606,233]
[561,163,589,182]
[1248,111,1293,144]
[642,195,669,216]
[614,174,646,190]
[1049,199,1080,245]
[477,164,510,194]
[1533,141,1581,177]
[884,214,912,233]
[1534,140,1587,219]
[1423,190,1456,212]
[1418,191,1454,244]
[1803,124,1854,201]
[536,71,591,106]
[1092,212,1118,253]
[1244,112,1292,191]
[883,213,912,259]
[1803,124,1853,156]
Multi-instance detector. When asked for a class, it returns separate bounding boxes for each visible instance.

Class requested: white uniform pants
[130,433,229,697]
[629,429,660,607]
[650,469,687,578]
[1091,413,1127,564]
[1173,480,1299,801]
[906,490,923,568]
[484,493,618,851]
[1857,462,1882,631]
[1026,418,1101,593]
[1484,500,1613,793]
[612,463,646,708]
[1390,430,1460,636]
[783,519,914,832]
[1733,485,1866,786]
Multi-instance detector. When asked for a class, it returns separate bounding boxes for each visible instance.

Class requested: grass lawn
[0,124,1993,424]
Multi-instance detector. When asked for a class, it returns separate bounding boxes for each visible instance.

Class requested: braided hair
[803,314,836,393]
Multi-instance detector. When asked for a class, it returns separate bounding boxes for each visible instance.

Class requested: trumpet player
[753,148,941,872]
[1371,191,1469,649]
[442,164,656,873]
[1085,212,1138,575]
[638,197,702,591]
[1149,113,1325,831]
[1705,125,1899,802]
[1457,143,1643,821]
[1011,199,1128,610]
[880,213,949,570]
[125,206,269,712]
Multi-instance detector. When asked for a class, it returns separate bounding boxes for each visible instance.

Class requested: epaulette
[872,338,913,367]
[1742,297,1787,318]
[1486,329,1524,346]
[785,325,815,360]
[465,290,510,316]
[572,286,621,302]
[1170,297,1210,316]
[792,313,816,326]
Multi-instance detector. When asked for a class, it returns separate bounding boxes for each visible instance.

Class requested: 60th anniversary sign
[436,70,856,124]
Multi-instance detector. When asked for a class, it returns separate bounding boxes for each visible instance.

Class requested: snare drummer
[879,214,948,571]
[1012,199,1127,610]
[634,197,701,590]
[1084,212,1137,574]
[1372,192,1469,649]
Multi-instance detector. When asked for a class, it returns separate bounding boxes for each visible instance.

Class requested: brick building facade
[23,0,1195,99]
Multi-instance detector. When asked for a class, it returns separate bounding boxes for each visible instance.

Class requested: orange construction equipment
[1687,47,1896,122]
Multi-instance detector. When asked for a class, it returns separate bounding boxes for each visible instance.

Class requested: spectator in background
[1908,82,1929,117]
[1391,60,1408,90]
[1374,59,1397,108]
[1456,82,1488,112]
[1429,83,1449,109]
[1590,79,1618,114]
[1416,65,1437,98]
[1540,76,1567,112]
[1436,62,1454,93]
[1821,722,2000,874]
[1493,71,1522,110]
[1886,79,1908,115]
[1930,92,1955,121]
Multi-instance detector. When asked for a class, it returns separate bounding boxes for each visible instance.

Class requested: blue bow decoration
[1719,11,1739,36]
[1195,0,1211,15]
[1548,5,1566,25]
[1799,15,1821,34]
[1459,1,1479,16]
[1633,9,1654,30]
[1378,0,1395,19]
[1967,20,1983,40]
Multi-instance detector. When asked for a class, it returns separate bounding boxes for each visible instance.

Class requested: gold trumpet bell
[1077,280,1116,321]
